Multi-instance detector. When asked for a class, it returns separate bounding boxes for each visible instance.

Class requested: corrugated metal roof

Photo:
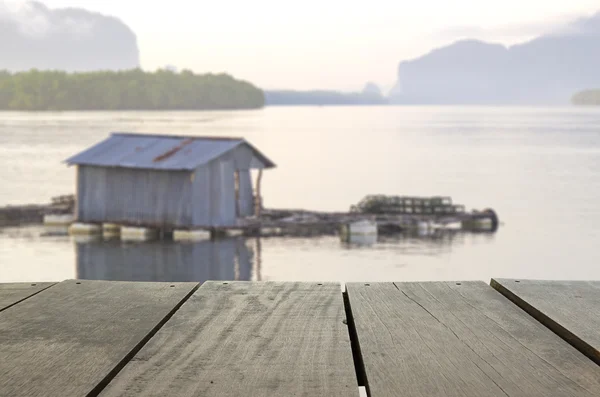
[65,132,276,171]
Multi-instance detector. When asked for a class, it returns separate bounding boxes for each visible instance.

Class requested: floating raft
[3,193,499,240]
[0,279,598,396]
[351,194,463,215]
[0,195,75,227]
[259,204,498,240]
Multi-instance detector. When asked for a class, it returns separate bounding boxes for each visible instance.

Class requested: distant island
[265,83,387,106]
[0,69,264,111]
[0,2,262,111]
[572,90,600,105]
[389,12,600,105]
[0,2,139,72]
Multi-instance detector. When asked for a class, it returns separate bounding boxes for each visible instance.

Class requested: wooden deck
[0,282,56,312]
[491,278,600,365]
[0,279,598,396]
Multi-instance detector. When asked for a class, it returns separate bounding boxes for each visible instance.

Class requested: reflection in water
[375,231,478,257]
[1,225,506,283]
[253,237,262,281]
[343,234,378,246]
[342,230,496,254]
[76,237,257,283]
[73,232,495,283]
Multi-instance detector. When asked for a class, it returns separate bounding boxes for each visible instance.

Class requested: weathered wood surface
[101,281,358,397]
[492,279,600,365]
[0,282,55,312]
[0,279,198,397]
[346,281,600,397]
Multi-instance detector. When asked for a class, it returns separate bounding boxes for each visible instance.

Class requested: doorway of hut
[234,169,263,221]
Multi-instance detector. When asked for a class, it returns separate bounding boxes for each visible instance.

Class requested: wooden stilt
[255,169,263,217]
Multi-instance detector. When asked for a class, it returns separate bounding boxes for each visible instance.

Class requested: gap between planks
[0,282,57,313]
[490,278,600,367]
[88,282,201,396]
[98,281,360,397]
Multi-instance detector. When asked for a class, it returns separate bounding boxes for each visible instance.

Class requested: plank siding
[78,165,193,227]
[76,143,260,228]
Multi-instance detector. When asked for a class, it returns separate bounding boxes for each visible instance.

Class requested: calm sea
[1,106,600,283]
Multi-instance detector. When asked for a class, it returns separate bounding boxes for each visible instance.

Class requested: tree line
[0,69,264,111]
[572,90,600,106]
[264,90,388,106]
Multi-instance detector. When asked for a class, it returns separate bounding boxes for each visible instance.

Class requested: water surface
[1,107,599,283]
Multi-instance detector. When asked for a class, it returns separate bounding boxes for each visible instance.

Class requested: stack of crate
[352,195,466,215]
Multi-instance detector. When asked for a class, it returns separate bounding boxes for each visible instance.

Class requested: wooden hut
[65,132,275,229]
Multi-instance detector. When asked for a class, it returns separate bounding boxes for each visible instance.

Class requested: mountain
[265,83,388,106]
[362,82,383,96]
[389,12,600,105]
[0,1,139,72]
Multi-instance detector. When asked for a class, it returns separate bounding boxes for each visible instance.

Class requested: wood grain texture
[0,282,55,312]
[346,281,600,397]
[101,281,358,397]
[0,279,198,397]
[491,278,600,365]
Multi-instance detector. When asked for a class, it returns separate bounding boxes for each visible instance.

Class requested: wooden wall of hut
[76,145,258,228]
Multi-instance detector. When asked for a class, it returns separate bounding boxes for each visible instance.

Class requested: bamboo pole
[234,171,240,217]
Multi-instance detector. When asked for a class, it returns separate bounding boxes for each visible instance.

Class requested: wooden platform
[0,282,55,312]
[0,279,598,396]
[491,278,600,365]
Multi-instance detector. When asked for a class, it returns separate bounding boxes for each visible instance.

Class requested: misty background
[0,1,139,71]
[1,0,600,104]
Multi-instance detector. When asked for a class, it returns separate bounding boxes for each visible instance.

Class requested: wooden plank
[0,279,198,397]
[0,282,56,312]
[346,281,600,397]
[101,281,359,397]
[491,278,600,365]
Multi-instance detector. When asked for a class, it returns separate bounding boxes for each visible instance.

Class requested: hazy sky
[11,0,600,90]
